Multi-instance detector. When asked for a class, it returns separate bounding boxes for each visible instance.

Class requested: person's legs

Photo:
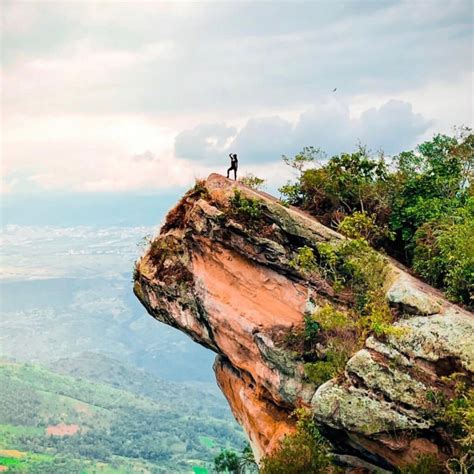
[233,167,237,180]
[227,166,232,178]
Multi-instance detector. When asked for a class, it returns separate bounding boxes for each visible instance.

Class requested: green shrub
[390,133,471,259]
[288,239,397,385]
[426,374,473,455]
[288,145,390,227]
[317,238,402,340]
[214,444,257,473]
[278,182,303,205]
[314,304,354,332]
[260,409,339,474]
[303,314,320,341]
[230,189,263,220]
[444,385,474,448]
[239,174,266,190]
[338,211,394,246]
[304,347,348,386]
[413,202,473,307]
[214,449,240,473]
[192,179,209,198]
[316,238,388,311]
[290,246,317,273]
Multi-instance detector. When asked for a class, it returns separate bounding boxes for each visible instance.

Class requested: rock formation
[133,174,473,471]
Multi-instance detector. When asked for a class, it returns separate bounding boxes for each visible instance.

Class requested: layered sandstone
[133,174,473,471]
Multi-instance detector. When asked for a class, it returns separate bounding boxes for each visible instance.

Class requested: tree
[239,174,266,191]
[278,130,473,307]
[390,133,472,261]
[214,449,240,473]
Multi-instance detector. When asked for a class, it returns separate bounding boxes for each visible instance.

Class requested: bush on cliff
[413,201,474,305]
[214,443,257,473]
[289,240,401,386]
[279,128,473,308]
[260,409,340,474]
[239,174,266,190]
[230,189,264,220]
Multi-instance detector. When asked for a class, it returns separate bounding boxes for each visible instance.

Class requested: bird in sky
[332,87,337,92]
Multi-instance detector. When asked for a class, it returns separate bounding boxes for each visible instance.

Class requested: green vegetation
[229,190,264,220]
[214,449,239,473]
[338,211,394,246]
[260,409,340,474]
[413,203,473,305]
[302,305,358,386]
[435,375,474,449]
[289,238,404,386]
[316,238,388,305]
[239,174,266,190]
[192,179,210,198]
[304,348,348,386]
[0,453,90,474]
[280,129,473,308]
[303,313,320,341]
[423,374,473,472]
[289,245,318,274]
[213,444,257,473]
[0,358,245,473]
[398,454,444,474]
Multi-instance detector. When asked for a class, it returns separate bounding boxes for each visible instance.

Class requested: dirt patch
[74,401,92,416]
[0,466,8,472]
[46,423,79,436]
[0,450,24,459]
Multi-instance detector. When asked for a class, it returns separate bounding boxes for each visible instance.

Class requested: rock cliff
[133,174,473,471]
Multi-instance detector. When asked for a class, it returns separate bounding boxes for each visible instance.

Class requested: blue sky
[2,0,473,198]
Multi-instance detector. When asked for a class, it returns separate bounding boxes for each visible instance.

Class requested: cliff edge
[133,174,473,471]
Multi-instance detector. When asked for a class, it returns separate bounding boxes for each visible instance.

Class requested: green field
[0,357,245,473]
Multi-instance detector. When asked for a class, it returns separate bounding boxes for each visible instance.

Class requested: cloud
[2,1,472,117]
[355,100,432,153]
[175,98,432,165]
[174,123,237,163]
[231,117,294,163]
[1,114,189,193]
[132,150,159,162]
[1,1,471,195]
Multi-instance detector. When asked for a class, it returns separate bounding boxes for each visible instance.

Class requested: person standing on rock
[227,153,238,180]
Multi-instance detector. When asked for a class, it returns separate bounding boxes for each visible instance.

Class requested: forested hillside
[0,357,245,473]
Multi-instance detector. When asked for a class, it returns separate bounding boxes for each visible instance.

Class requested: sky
[1,0,473,200]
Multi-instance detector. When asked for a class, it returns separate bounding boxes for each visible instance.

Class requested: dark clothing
[227,154,238,180]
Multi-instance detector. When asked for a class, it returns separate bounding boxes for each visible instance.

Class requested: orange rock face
[214,357,296,460]
[134,174,474,470]
[192,243,309,407]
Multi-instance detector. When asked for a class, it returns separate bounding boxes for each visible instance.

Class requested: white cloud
[175,123,237,162]
[174,98,432,166]
[350,72,474,140]
[2,114,190,193]
[1,0,472,194]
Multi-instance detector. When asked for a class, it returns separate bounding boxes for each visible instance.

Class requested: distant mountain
[48,352,230,418]
[0,357,244,473]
